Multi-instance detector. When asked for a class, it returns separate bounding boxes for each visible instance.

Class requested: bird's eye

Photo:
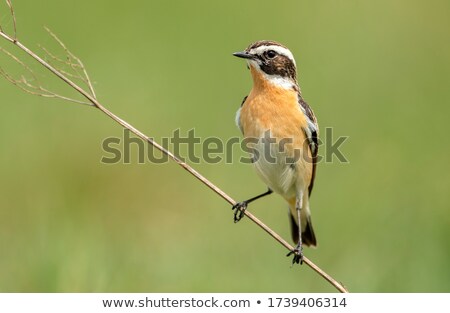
[266,50,277,59]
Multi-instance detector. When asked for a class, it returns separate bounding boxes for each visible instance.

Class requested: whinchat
[233,40,319,264]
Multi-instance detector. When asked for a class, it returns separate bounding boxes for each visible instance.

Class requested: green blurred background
[1,0,449,292]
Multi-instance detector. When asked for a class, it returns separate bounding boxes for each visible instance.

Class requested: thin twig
[5,0,16,40]
[0,5,348,293]
[39,45,90,85]
[44,27,96,98]
[39,45,83,72]
[0,46,92,105]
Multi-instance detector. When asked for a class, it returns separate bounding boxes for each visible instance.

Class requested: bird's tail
[288,198,317,247]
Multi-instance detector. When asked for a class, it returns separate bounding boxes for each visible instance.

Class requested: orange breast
[240,67,309,150]
[239,67,313,188]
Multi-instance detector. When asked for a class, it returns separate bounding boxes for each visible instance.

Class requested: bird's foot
[232,201,248,223]
[286,243,303,265]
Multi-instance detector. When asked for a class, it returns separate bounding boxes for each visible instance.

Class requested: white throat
[264,73,296,89]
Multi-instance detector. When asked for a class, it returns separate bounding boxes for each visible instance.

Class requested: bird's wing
[298,95,319,196]
[235,95,248,134]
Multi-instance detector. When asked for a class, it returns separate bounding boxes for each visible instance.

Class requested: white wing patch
[298,103,318,154]
[235,107,243,134]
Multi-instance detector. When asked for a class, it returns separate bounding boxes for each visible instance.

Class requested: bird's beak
[233,51,254,60]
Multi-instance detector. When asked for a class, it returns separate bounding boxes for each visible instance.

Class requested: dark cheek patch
[260,56,296,80]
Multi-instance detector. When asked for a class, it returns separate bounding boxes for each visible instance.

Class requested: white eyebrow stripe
[249,45,296,66]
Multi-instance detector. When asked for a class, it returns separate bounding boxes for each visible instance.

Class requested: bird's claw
[232,201,248,223]
[286,244,303,265]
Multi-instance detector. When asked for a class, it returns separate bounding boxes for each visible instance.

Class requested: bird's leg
[232,188,273,223]
[287,193,304,264]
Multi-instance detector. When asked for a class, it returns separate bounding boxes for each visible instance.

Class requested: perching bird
[233,40,319,264]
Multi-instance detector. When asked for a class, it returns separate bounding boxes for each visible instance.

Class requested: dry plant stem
[0,29,348,294]
[0,46,91,105]
[4,0,16,40]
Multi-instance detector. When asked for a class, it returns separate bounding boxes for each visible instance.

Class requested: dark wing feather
[298,95,319,196]
[240,95,248,107]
